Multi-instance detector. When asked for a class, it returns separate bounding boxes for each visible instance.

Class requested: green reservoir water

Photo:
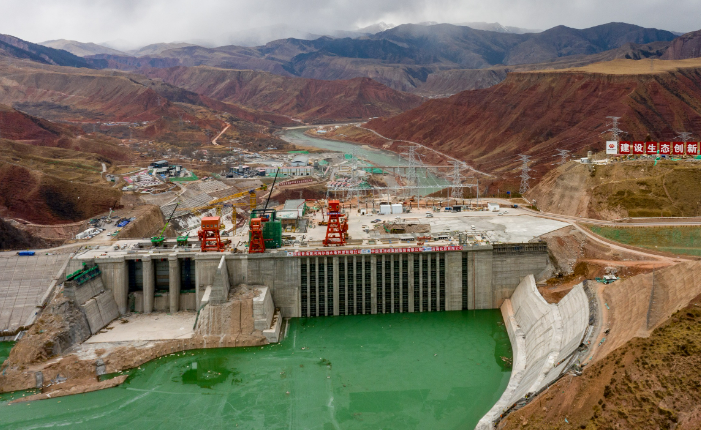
[279,128,451,195]
[1,341,14,366]
[1,311,511,430]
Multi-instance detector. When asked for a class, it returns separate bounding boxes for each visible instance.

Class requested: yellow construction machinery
[188,184,267,234]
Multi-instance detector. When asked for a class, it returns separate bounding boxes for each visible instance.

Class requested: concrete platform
[85,312,196,343]
[303,211,568,244]
[0,253,71,333]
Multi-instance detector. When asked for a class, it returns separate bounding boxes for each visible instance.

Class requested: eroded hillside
[364,59,701,181]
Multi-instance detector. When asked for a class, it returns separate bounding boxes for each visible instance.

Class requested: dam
[70,242,550,318]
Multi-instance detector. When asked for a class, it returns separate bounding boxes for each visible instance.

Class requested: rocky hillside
[662,29,701,60]
[364,59,701,180]
[144,66,424,122]
[0,218,57,250]
[0,104,130,224]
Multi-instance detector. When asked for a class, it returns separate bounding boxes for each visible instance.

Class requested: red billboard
[610,141,700,155]
[632,142,645,155]
[619,141,631,154]
[672,142,685,155]
[645,142,658,154]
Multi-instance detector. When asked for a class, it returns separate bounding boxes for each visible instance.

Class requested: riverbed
[1,311,511,429]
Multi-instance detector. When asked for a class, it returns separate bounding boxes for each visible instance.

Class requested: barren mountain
[143,66,424,122]
[364,59,701,181]
[83,23,677,92]
[0,34,92,68]
[661,29,701,60]
[128,42,198,57]
[413,41,671,96]
[40,39,127,57]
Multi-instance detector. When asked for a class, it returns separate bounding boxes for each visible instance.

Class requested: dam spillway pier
[70,242,551,318]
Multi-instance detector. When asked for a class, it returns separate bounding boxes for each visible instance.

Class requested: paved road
[513,204,692,262]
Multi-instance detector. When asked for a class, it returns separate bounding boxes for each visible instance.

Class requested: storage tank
[391,204,403,214]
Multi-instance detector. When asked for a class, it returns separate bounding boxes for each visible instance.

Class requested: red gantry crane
[198,216,223,252]
[323,200,348,246]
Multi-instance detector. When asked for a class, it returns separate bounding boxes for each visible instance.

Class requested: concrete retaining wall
[477,275,590,429]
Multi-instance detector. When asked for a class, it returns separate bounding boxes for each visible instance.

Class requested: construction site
[3,137,701,429]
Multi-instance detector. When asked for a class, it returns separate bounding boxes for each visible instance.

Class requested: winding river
[279,128,451,196]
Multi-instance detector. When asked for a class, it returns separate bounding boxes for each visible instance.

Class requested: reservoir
[279,128,451,196]
[1,311,511,429]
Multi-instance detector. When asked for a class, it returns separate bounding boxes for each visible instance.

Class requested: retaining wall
[477,275,590,429]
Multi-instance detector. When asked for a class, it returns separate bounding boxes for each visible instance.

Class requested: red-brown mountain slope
[661,29,701,60]
[143,66,424,122]
[365,59,701,180]
[0,59,293,147]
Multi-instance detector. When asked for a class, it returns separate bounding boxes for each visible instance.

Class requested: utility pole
[519,154,532,196]
[556,149,571,165]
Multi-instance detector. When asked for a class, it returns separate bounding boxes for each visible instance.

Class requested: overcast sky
[3,0,699,48]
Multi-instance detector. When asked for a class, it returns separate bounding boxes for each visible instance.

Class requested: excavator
[151,203,179,246]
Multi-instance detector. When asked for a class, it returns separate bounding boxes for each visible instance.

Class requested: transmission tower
[518,154,532,195]
[401,145,422,198]
[601,116,627,141]
[448,161,464,200]
[675,131,694,141]
[556,149,571,165]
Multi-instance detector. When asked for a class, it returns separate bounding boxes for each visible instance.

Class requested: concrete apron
[476,275,591,429]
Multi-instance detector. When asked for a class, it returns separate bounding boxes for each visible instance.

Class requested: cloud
[2,0,698,48]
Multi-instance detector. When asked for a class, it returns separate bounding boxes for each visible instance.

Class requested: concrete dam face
[72,243,550,318]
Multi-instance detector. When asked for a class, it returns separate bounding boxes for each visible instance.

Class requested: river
[279,128,451,196]
[1,311,511,429]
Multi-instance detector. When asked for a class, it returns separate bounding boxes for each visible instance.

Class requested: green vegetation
[589,225,701,256]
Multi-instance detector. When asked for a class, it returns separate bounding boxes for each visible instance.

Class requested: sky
[2,0,699,49]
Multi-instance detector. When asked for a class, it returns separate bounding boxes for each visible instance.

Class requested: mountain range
[65,22,678,92]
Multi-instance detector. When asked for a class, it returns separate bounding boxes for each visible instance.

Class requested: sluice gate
[69,243,549,318]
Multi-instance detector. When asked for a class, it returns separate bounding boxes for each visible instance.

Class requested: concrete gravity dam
[1,207,598,429]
